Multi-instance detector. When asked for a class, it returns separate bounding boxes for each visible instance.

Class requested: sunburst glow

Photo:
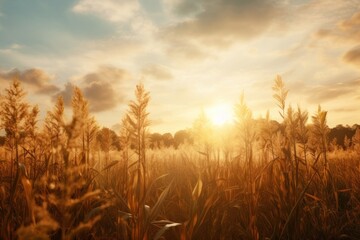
[206,103,234,126]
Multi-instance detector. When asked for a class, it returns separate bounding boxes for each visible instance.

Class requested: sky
[0,0,360,133]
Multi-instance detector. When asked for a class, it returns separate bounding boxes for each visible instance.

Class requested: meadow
[0,76,360,240]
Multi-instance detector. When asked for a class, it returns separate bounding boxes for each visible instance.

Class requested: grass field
[1,78,360,240]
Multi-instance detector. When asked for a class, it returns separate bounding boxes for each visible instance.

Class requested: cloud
[343,45,360,66]
[303,79,360,104]
[285,77,360,104]
[111,123,121,132]
[0,68,60,94]
[339,11,360,42]
[315,10,360,67]
[141,64,173,81]
[72,0,140,23]
[82,66,131,112]
[36,85,61,95]
[316,11,360,43]
[9,43,22,50]
[83,80,120,112]
[53,82,74,107]
[53,66,131,112]
[151,118,164,126]
[162,0,283,48]
[160,0,286,64]
[163,0,202,17]
[72,0,156,38]
[17,69,51,87]
[165,40,210,62]
[81,66,130,85]
[331,107,358,113]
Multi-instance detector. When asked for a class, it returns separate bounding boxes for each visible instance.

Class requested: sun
[206,103,234,126]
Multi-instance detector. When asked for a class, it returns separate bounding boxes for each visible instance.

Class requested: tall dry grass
[0,77,360,239]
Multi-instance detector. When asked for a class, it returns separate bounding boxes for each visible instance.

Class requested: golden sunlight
[206,103,234,126]
[2,1,360,239]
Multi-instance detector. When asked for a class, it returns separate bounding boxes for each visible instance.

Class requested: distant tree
[328,124,356,149]
[0,79,29,180]
[173,130,193,148]
[149,132,162,149]
[352,128,360,153]
[97,127,119,153]
[149,131,188,149]
[162,133,174,147]
[97,127,111,153]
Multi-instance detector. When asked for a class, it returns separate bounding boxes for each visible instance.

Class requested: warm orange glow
[206,103,233,126]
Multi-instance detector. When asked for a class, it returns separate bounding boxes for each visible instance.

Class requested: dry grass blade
[145,173,169,198]
[148,179,175,223]
[280,171,317,239]
[154,222,181,240]
[85,202,113,222]
[20,165,35,224]
[102,160,120,171]
[197,151,209,157]
[305,193,322,202]
[68,215,102,239]
[65,189,101,207]
[192,178,203,200]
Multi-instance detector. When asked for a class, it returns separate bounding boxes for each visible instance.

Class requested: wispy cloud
[81,66,130,112]
[141,64,173,81]
[54,66,132,112]
[73,0,140,23]
[343,45,360,66]
[162,0,284,48]
[72,0,157,37]
[53,82,75,107]
[316,10,360,43]
[0,68,59,95]
[9,43,22,50]
[315,9,360,67]
[288,78,360,104]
